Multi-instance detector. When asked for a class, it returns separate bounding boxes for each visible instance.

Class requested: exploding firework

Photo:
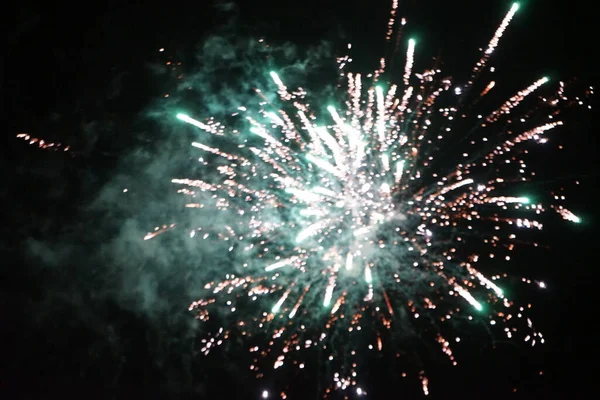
[146,2,590,397]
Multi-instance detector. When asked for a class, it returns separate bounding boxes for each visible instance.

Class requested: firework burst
[146,2,590,397]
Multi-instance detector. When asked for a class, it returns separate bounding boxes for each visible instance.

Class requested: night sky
[2,1,598,399]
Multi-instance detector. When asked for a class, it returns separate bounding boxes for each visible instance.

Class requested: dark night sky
[2,1,598,399]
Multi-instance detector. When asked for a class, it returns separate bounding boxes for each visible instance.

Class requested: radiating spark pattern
[150,2,589,397]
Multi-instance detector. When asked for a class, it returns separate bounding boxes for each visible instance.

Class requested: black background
[2,1,597,399]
